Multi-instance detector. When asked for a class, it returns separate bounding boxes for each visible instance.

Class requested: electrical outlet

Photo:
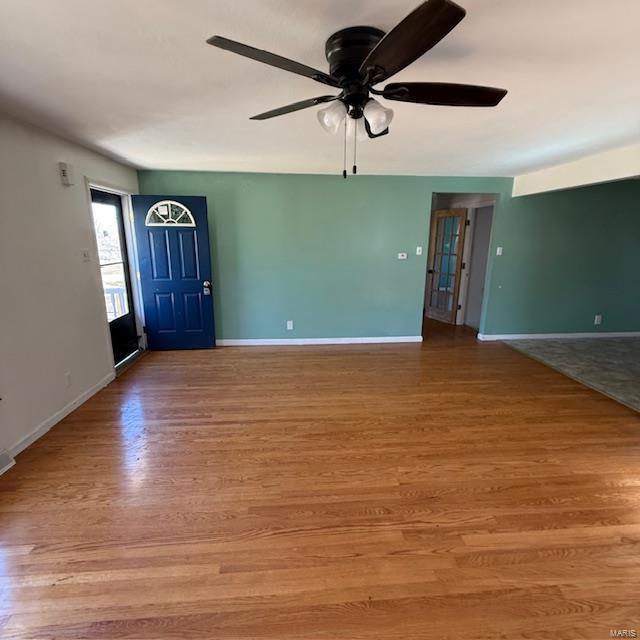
[81,249,91,262]
[397,252,407,260]
[594,314,602,326]
[286,320,294,331]
[65,372,72,388]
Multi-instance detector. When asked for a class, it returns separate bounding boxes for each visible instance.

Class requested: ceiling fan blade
[383,82,507,106]
[207,36,340,88]
[250,95,338,120]
[360,0,466,84]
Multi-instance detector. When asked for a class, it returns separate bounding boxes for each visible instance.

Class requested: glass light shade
[317,100,347,134]
[346,116,368,142]
[364,98,394,135]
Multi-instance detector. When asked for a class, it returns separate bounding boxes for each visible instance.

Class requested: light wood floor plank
[1,322,639,638]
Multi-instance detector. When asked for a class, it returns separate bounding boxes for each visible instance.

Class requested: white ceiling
[1,0,639,176]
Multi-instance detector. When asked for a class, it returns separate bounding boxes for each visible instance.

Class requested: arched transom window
[145,201,195,227]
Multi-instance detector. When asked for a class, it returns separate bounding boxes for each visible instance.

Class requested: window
[92,198,130,322]
[145,200,195,226]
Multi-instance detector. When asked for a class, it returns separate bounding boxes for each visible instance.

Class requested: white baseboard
[10,372,116,458]
[217,336,423,346]
[478,331,640,342]
[0,451,16,477]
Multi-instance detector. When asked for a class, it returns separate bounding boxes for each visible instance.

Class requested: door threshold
[115,349,145,376]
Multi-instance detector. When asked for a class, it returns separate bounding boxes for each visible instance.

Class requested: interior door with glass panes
[425,209,468,324]
[90,189,139,365]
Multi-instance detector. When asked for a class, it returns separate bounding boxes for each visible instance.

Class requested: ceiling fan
[207,0,507,176]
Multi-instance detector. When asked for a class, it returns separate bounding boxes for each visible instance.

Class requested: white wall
[0,114,138,457]
[513,142,640,196]
[464,206,493,331]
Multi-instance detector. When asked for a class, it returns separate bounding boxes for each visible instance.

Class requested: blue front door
[132,195,215,350]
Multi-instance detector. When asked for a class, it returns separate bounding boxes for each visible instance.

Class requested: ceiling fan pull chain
[353,121,357,175]
[342,116,348,179]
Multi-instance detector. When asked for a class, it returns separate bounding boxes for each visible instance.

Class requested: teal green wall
[482,179,640,335]
[137,171,511,339]
[137,171,639,339]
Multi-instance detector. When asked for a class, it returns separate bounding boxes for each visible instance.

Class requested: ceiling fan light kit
[363,99,394,135]
[318,101,383,138]
[346,116,369,143]
[317,100,348,134]
[208,0,507,176]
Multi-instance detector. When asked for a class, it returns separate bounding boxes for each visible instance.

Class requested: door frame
[424,193,498,331]
[84,178,146,371]
[446,195,496,326]
[460,204,495,329]
[425,208,468,324]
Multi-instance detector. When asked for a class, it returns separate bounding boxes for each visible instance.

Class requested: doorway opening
[90,188,140,366]
[423,193,496,337]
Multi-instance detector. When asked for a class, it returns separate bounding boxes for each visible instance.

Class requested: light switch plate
[397,252,408,260]
[496,246,503,256]
[58,162,75,186]
[81,249,91,262]
[416,246,423,256]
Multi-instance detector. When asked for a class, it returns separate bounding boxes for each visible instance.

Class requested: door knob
[203,280,211,296]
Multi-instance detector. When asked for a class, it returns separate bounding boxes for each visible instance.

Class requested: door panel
[426,209,467,324]
[184,293,204,331]
[155,293,176,332]
[133,195,215,350]
[149,230,171,279]
[178,230,200,279]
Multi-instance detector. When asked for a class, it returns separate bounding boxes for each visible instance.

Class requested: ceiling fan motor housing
[325,26,385,118]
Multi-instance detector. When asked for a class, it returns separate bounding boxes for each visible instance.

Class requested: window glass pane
[145,201,195,226]
[92,203,123,265]
[100,263,129,321]
[447,291,454,312]
[148,211,164,224]
[170,203,187,222]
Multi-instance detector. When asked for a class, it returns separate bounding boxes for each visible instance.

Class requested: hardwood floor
[1,326,639,639]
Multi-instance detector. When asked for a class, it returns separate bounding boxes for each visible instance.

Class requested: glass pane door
[90,189,139,365]
[92,200,129,321]
[426,209,467,324]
